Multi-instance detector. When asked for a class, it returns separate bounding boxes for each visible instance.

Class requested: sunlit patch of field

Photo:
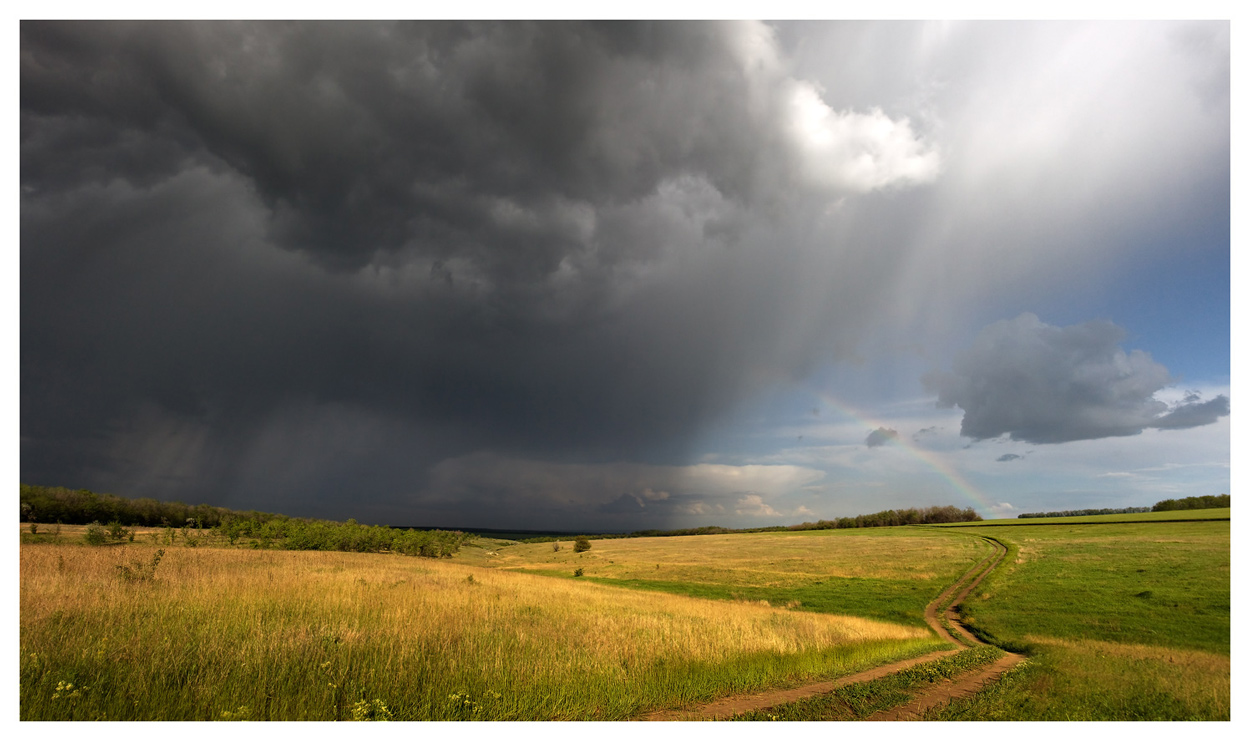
[923,637,1229,721]
[483,529,981,584]
[469,528,990,626]
[20,544,939,720]
[939,519,1229,720]
[960,521,1229,653]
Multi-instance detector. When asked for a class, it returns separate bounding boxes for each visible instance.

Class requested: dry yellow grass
[472,529,984,587]
[21,544,936,720]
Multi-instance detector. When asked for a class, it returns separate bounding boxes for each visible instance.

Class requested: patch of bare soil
[867,652,1025,721]
[640,536,1018,721]
[642,648,962,721]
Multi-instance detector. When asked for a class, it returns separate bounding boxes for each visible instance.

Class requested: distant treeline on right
[523,505,983,543]
[1151,494,1230,512]
[1018,494,1229,519]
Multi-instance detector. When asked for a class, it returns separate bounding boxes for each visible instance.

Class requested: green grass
[922,639,1229,720]
[957,521,1229,653]
[575,575,941,627]
[731,645,1005,720]
[473,527,993,628]
[927,519,1229,720]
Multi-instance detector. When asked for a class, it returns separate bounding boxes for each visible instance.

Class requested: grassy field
[21,513,1228,721]
[926,519,1230,720]
[466,528,992,627]
[20,543,941,721]
[923,637,1229,721]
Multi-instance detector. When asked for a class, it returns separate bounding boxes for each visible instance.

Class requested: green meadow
[478,514,1230,721]
[927,518,1230,720]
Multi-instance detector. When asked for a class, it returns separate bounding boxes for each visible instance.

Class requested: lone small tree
[573,537,592,553]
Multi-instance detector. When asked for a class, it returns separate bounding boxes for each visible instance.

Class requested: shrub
[83,522,109,546]
[552,541,561,552]
[116,549,164,582]
[573,537,591,553]
[573,568,585,577]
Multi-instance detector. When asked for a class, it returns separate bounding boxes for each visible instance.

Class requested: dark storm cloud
[1152,394,1230,429]
[21,21,941,520]
[996,454,1022,463]
[20,21,840,275]
[925,314,1229,445]
[865,427,898,448]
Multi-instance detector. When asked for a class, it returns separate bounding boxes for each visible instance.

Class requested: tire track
[866,536,1025,721]
[640,535,1018,721]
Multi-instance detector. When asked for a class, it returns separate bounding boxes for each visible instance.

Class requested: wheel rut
[639,534,1021,721]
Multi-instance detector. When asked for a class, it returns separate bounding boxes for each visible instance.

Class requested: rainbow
[810,390,998,515]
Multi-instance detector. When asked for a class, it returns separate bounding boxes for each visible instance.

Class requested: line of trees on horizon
[1152,494,1230,512]
[20,484,275,528]
[20,484,982,549]
[521,505,983,543]
[1018,494,1229,519]
[19,484,474,558]
[1017,506,1152,519]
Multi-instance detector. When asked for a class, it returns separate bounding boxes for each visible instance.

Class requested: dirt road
[640,535,1022,721]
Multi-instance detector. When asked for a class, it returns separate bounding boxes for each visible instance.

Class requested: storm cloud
[21,21,1229,527]
[925,314,1230,444]
[20,21,947,520]
[865,427,899,448]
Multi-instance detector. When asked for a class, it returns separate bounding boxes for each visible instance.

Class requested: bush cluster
[253,519,473,557]
[82,521,135,545]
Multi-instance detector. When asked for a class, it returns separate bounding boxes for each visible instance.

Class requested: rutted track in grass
[641,534,1020,721]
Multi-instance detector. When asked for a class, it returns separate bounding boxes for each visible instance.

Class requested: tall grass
[923,638,1229,720]
[473,528,990,627]
[21,544,939,720]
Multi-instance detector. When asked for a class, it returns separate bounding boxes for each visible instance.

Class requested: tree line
[1018,507,1152,519]
[1152,494,1229,512]
[1018,494,1229,519]
[20,484,473,558]
[521,504,982,543]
